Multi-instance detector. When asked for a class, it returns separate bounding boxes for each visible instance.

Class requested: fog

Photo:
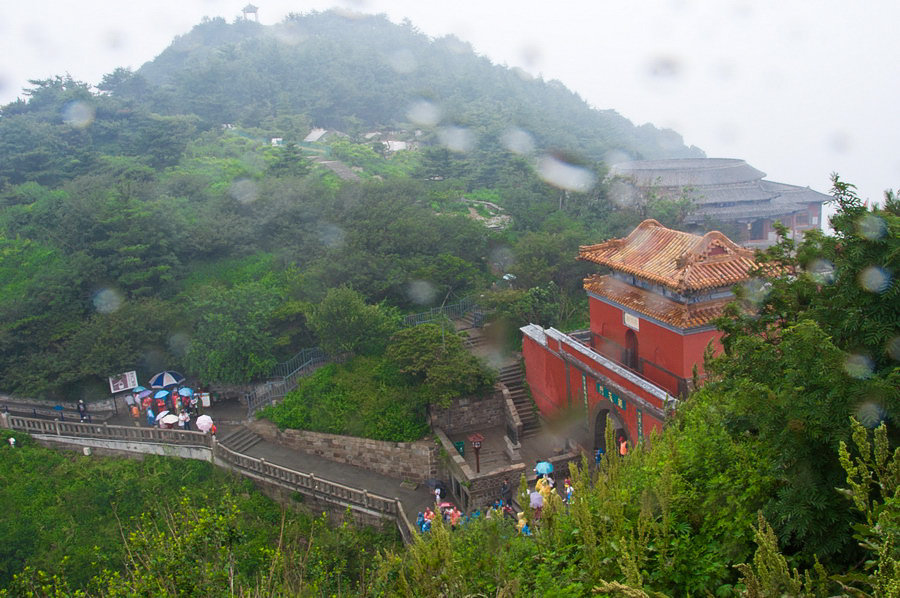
[3,0,898,203]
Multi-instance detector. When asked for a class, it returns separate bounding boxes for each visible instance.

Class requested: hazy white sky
[2,0,898,203]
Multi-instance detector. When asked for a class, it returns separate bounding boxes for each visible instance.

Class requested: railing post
[55,419,60,436]
[0,412,7,429]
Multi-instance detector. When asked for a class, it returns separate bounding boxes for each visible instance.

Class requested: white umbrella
[196,414,214,432]
[155,410,170,422]
[161,414,179,425]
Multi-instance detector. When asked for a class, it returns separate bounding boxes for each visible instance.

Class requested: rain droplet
[844,353,873,379]
[93,288,123,314]
[62,100,95,128]
[854,401,887,428]
[317,223,346,249]
[536,155,596,192]
[230,178,258,204]
[387,49,417,74]
[807,258,835,284]
[501,128,535,155]
[858,266,890,293]
[741,279,771,308]
[518,43,542,69]
[856,213,886,240]
[168,332,191,358]
[438,126,474,153]
[828,130,851,154]
[407,100,441,127]
[887,336,900,361]
[490,246,514,272]
[647,55,681,78]
[407,280,437,305]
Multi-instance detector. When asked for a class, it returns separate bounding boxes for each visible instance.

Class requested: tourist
[500,477,512,507]
[530,488,543,519]
[516,512,531,535]
[7,437,15,449]
[146,407,155,427]
[77,400,88,423]
[416,512,425,532]
[618,436,628,457]
[564,478,574,504]
[450,507,461,530]
[178,411,191,431]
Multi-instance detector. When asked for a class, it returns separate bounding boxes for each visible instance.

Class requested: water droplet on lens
[93,288,123,314]
[230,178,258,204]
[438,126,474,153]
[407,280,437,305]
[62,100,95,128]
[501,128,535,155]
[407,100,441,127]
[535,155,595,192]
[844,353,873,379]
[856,213,886,240]
[858,266,890,293]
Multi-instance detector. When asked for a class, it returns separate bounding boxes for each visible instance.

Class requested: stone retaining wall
[249,419,439,483]
[429,388,504,434]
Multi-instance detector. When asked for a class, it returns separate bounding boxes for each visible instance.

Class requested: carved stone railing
[2,414,414,540]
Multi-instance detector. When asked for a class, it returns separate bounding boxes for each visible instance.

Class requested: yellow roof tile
[578,219,756,292]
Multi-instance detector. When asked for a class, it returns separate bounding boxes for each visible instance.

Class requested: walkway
[103,397,435,521]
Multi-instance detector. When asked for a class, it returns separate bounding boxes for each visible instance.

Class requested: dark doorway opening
[624,329,639,370]
[593,409,626,455]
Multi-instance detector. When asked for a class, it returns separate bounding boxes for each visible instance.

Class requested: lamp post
[468,432,484,473]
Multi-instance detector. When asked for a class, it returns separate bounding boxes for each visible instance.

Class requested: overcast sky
[2,0,898,204]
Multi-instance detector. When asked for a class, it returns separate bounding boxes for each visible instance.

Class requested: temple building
[609,158,830,247]
[521,219,756,451]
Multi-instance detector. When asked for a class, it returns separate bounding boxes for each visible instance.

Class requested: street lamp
[468,432,484,473]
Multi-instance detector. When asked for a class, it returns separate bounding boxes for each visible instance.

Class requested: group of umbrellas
[130,370,214,432]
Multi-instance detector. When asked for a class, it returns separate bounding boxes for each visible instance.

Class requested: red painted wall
[588,295,724,393]
[524,331,668,444]
[522,335,569,415]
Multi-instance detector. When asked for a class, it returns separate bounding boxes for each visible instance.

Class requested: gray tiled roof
[609,158,830,223]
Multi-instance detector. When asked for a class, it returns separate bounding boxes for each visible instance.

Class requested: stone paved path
[105,396,435,520]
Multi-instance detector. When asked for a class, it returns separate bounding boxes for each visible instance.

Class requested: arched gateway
[520,219,757,446]
[592,404,626,454]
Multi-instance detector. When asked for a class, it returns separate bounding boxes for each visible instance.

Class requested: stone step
[220,427,262,453]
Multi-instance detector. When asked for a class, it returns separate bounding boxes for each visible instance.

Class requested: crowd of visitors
[415,464,577,537]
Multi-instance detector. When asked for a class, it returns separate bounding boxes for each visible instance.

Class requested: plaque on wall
[623,312,640,331]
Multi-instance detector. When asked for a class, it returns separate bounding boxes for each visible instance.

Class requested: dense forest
[0,11,701,401]
[0,9,897,597]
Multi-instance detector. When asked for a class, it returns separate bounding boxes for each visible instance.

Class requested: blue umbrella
[132,385,147,393]
[154,390,171,400]
[178,387,194,397]
[535,461,553,475]
[149,371,185,389]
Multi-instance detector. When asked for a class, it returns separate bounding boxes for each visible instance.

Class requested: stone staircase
[500,364,541,438]
[219,427,263,453]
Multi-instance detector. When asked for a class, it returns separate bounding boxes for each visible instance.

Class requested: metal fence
[401,297,479,328]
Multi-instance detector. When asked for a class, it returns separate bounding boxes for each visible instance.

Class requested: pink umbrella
[195,415,214,432]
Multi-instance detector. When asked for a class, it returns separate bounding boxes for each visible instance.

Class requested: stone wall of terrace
[249,419,439,483]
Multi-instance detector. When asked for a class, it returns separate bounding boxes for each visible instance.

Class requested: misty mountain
[125,11,702,163]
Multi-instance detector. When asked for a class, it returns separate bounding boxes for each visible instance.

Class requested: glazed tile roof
[578,219,756,292]
[584,275,733,328]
